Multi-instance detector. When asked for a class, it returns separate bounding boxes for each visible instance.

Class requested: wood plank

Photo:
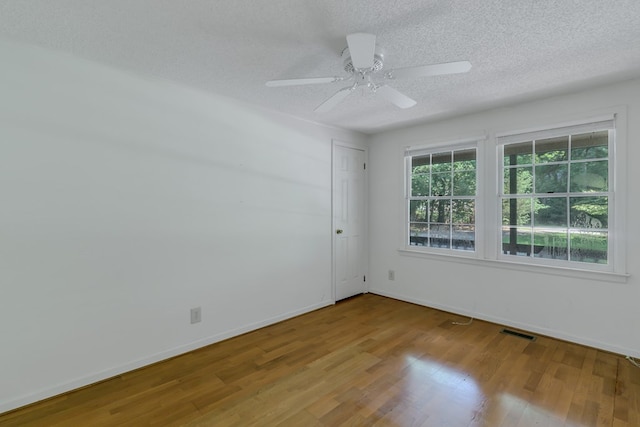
[1,294,638,426]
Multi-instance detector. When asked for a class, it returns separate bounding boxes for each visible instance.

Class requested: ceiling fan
[266,33,472,113]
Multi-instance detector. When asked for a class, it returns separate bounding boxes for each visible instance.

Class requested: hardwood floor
[1,294,638,426]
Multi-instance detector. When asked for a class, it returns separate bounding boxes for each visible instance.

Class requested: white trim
[0,300,333,414]
[369,289,640,358]
[482,132,498,259]
[610,108,628,275]
[495,113,616,141]
[404,134,487,157]
[332,138,368,151]
[397,248,629,283]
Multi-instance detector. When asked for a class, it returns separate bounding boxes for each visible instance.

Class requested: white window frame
[403,137,483,259]
[399,110,628,282]
[495,114,624,274]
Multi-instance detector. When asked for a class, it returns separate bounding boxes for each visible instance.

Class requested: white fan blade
[346,33,376,70]
[266,77,342,87]
[376,85,417,109]
[314,86,354,113]
[388,61,472,80]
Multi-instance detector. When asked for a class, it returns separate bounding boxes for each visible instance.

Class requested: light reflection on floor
[495,393,586,427]
[402,356,589,426]
[403,355,485,425]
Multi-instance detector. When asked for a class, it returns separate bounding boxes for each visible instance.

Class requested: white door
[333,144,366,301]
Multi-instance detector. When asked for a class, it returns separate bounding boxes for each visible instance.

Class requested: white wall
[368,78,640,358]
[0,40,366,413]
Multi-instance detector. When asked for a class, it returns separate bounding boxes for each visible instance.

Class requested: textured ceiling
[2,0,640,134]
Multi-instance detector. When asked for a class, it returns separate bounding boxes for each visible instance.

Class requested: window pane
[501,226,532,256]
[429,223,450,249]
[453,171,476,196]
[429,199,451,223]
[431,172,451,196]
[502,198,532,226]
[570,196,607,229]
[504,142,532,166]
[453,149,476,169]
[535,136,568,163]
[570,231,607,263]
[532,230,568,260]
[534,197,567,227]
[570,160,608,192]
[452,199,475,224]
[407,147,477,254]
[409,200,428,221]
[500,122,613,267]
[431,152,451,172]
[412,156,430,169]
[453,225,475,251]
[571,131,608,160]
[411,173,430,196]
[504,167,533,194]
[535,164,568,193]
[409,223,429,246]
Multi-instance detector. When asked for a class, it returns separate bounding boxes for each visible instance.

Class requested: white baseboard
[369,289,640,359]
[1,300,333,415]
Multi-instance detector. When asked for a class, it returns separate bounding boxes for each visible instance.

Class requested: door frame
[331,139,369,303]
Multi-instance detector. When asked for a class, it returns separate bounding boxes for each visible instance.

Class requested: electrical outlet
[190,307,201,324]
[388,270,395,281]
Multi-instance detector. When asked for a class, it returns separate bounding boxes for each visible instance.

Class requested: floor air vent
[500,328,536,341]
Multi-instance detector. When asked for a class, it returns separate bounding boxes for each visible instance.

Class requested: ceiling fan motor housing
[342,46,385,74]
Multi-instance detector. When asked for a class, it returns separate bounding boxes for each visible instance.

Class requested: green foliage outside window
[409,148,477,250]
[501,131,609,264]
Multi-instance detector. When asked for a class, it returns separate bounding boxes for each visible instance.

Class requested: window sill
[398,248,630,284]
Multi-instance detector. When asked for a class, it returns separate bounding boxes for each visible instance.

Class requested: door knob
[336,229,344,234]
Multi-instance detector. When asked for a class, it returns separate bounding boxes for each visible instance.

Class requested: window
[498,118,615,270]
[405,143,478,253]
[401,113,626,279]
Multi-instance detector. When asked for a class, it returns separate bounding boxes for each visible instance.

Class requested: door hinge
[363,163,366,170]
[363,275,366,282]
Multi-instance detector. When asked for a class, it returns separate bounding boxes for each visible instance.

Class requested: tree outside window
[407,147,477,252]
[500,130,610,264]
